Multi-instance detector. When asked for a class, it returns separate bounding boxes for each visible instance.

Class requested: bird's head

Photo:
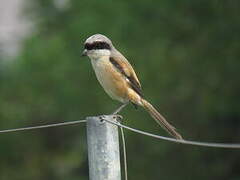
[82,34,113,59]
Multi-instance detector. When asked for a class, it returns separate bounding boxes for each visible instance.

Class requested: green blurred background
[1,0,240,179]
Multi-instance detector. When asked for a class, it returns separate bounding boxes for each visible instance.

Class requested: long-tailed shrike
[82,34,183,140]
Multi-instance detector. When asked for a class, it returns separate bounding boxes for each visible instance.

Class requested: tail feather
[141,99,183,140]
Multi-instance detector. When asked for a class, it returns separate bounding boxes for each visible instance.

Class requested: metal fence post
[86,115,121,180]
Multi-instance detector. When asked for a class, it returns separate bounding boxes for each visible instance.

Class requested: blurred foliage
[1,0,240,179]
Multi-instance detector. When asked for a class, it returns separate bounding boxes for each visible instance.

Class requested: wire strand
[1,116,240,149]
[104,119,240,149]
[120,126,128,180]
[0,120,86,133]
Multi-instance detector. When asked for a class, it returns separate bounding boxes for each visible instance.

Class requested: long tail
[141,99,183,140]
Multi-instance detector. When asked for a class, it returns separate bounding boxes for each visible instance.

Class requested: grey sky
[0,0,31,57]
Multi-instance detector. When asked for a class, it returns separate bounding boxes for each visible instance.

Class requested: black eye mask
[84,42,111,50]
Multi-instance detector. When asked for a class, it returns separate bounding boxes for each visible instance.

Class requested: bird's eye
[84,43,91,50]
[85,42,111,50]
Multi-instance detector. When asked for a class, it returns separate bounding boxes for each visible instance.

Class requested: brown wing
[109,55,143,97]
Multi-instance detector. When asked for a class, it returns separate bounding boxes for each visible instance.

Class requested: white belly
[91,57,126,103]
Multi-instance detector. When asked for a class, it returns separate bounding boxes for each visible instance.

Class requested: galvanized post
[86,115,121,180]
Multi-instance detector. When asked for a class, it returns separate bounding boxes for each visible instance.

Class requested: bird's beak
[82,49,87,56]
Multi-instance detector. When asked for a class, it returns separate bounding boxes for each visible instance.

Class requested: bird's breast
[91,57,128,103]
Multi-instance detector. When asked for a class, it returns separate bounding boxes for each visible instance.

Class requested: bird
[82,34,183,140]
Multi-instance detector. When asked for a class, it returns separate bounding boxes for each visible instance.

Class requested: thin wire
[0,120,87,133]
[104,119,240,149]
[1,116,239,149]
[120,126,128,180]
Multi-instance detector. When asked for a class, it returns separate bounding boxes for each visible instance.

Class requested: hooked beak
[82,49,87,56]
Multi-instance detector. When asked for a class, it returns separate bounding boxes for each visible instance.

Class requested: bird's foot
[99,114,123,123]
